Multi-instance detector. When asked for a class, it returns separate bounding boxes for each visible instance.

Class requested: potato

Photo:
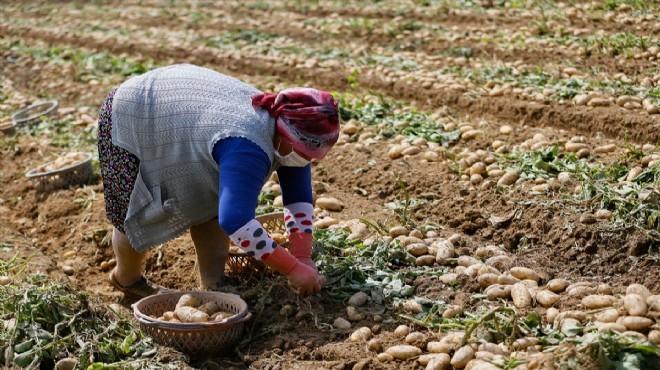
[626,284,651,299]
[403,300,423,314]
[624,294,648,316]
[426,354,450,370]
[163,311,176,321]
[349,327,372,342]
[581,295,618,309]
[315,197,343,211]
[333,317,351,329]
[435,240,456,264]
[0,276,11,286]
[405,331,426,345]
[367,339,383,352]
[174,306,209,323]
[458,256,480,267]
[386,344,422,360]
[176,294,199,310]
[512,337,539,351]
[427,341,452,354]
[536,290,560,307]
[546,278,570,293]
[197,301,220,315]
[647,295,660,311]
[450,345,475,368]
[497,274,519,285]
[509,267,540,282]
[567,285,596,297]
[497,171,519,186]
[546,307,560,324]
[478,343,505,355]
[485,285,511,300]
[442,306,463,319]
[617,316,653,331]
[596,322,626,333]
[417,353,442,366]
[394,325,411,337]
[377,353,394,362]
[649,330,660,344]
[595,309,620,323]
[348,291,368,307]
[511,283,532,308]
[210,311,233,321]
[477,273,499,288]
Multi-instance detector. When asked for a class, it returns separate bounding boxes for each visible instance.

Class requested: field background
[0,1,659,369]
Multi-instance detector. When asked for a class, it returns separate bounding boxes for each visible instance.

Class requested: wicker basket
[225,212,286,276]
[132,291,252,357]
[11,100,59,126]
[0,121,16,135]
[25,152,93,192]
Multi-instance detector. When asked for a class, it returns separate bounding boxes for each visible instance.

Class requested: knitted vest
[111,64,276,252]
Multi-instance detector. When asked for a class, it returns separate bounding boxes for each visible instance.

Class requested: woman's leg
[190,219,230,290]
[111,228,146,286]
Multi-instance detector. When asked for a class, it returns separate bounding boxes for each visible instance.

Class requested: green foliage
[314,228,445,302]
[0,256,186,369]
[4,40,161,81]
[500,146,660,239]
[338,94,461,145]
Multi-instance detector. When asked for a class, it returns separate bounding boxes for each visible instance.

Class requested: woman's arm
[213,137,276,259]
[277,165,314,235]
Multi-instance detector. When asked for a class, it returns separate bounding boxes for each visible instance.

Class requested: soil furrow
[2,23,658,144]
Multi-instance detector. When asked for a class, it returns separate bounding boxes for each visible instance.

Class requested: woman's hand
[261,245,321,296]
[284,262,322,296]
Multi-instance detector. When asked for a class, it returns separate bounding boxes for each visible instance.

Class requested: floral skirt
[97,88,139,233]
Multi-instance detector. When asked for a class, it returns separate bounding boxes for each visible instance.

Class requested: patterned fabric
[228,219,278,260]
[283,202,314,235]
[110,64,276,252]
[97,88,139,233]
[251,88,340,159]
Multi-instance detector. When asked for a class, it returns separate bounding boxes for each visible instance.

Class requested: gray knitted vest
[111,64,276,252]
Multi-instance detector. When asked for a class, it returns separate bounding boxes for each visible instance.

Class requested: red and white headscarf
[252,88,340,159]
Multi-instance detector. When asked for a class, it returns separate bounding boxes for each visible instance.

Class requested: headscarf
[252,87,340,159]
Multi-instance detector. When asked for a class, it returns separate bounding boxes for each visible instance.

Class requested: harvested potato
[36,152,88,173]
[197,301,220,315]
[581,295,617,309]
[349,327,372,342]
[163,311,176,321]
[385,344,422,360]
[210,311,234,321]
[624,294,647,316]
[176,294,199,310]
[450,345,475,368]
[174,306,209,323]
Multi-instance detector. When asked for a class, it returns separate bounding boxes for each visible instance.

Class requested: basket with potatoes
[225,212,288,276]
[132,291,251,357]
[25,152,93,192]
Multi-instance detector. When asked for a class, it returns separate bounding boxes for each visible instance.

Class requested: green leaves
[0,262,186,369]
[314,228,419,300]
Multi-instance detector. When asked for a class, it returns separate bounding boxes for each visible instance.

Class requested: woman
[97,64,339,298]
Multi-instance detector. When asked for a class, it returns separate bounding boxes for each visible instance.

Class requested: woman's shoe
[108,270,166,299]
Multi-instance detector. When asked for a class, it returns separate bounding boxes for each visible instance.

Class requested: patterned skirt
[97,88,139,233]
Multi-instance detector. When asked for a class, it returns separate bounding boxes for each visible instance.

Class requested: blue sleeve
[277,164,313,205]
[213,138,271,235]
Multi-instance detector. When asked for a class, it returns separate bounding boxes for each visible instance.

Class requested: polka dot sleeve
[283,202,314,235]
[228,219,278,260]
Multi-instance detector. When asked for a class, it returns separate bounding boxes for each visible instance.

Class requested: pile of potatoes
[338,225,658,369]
[34,152,88,173]
[152,294,234,323]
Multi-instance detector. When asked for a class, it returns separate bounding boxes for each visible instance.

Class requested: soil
[0,1,658,369]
